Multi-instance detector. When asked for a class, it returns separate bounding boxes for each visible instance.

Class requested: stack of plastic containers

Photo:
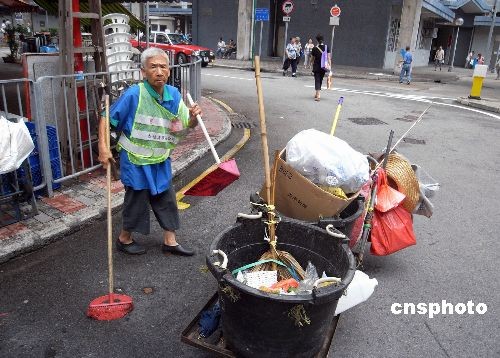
[103,13,134,84]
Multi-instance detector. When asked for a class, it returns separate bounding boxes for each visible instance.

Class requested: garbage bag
[0,116,35,175]
[286,129,369,194]
[370,205,416,256]
[411,164,439,218]
[374,168,405,213]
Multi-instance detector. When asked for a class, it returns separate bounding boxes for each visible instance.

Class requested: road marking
[203,73,254,81]
[208,96,234,113]
[303,85,500,120]
[176,98,251,209]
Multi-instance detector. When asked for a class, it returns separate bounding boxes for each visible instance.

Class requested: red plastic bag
[375,168,405,213]
[370,205,416,256]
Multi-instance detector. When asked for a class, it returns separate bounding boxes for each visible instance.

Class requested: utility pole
[485,0,499,71]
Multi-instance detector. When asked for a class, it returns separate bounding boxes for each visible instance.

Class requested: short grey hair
[140,47,169,68]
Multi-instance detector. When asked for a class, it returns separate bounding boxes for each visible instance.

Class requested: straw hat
[384,153,420,213]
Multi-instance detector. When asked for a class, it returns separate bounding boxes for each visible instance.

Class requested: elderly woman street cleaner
[98,48,201,256]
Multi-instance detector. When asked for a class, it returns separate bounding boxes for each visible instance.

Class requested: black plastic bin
[314,194,365,237]
[207,217,355,358]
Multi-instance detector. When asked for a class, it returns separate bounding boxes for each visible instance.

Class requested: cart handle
[237,212,263,220]
[325,224,346,239]
[212,250,228,269]
[313,277,342,288]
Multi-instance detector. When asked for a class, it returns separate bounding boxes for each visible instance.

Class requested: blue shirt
[109,81,185,195]
[403,52,413,65]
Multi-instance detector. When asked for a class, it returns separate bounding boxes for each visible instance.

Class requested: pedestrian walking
[295,37,303,67]
[476,53,484,65]
[216,37,226,58]
[495,58,500,80]
[310,34,330,101]
[304,38,314,69]
[466,50,474,68]
[98,47,201,256]
[399,46,412,85]
[434,46,444,71]
[282,37,298,77]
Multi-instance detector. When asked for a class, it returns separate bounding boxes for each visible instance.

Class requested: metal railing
[1,58,202,197]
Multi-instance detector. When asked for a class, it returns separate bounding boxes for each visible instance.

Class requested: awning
[31,0,145,29]
[423,0,455,22]
[442,0,491,13]
[474,16,500,26]
[0,0,38,13]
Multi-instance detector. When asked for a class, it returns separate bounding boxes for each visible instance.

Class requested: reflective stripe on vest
[118,135,169,157]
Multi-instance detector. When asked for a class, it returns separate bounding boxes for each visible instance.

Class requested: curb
[0,97,233,264]
[455,97,500,114]
[212,63,457,83]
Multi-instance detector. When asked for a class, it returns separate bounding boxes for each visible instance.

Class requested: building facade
[190,0,499,69]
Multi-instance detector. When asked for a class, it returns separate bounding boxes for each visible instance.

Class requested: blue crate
[2,123,62,195]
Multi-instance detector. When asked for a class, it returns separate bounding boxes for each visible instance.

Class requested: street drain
[403,137,426,145]
[232,122,257,129]
[395,114,418,122]
[348,117,387,125]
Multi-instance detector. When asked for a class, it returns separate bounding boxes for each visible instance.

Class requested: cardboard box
[261,150,358,221]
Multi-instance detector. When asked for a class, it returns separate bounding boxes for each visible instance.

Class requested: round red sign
[282,1,294,15]
[330,5,341,17]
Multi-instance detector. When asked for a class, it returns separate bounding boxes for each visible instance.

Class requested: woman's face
[308,39,313,44]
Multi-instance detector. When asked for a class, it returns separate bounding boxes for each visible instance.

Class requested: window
[159,25,168,32]
[156,34,168,44]
[151,24,158,31]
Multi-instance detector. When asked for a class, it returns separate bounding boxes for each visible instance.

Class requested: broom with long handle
[87,95,133,320]
[183,93,240,196]
[254,56,305,280]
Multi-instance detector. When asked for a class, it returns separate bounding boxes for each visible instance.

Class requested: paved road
[1,67,499,357]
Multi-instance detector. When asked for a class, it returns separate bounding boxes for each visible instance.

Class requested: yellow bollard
[469,64,488,99]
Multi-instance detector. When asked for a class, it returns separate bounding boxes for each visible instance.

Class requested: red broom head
[184,159,240,196]
[87,293,134,321]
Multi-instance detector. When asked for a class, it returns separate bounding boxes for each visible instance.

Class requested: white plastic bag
[0,116,35,174]
[286,129,369,194]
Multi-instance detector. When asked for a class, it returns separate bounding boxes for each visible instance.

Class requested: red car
[130,32,215,67]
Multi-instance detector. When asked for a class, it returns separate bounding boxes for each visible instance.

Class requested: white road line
[303,85,500,120]
[203,73,253,81]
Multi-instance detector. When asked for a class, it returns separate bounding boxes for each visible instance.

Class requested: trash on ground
[198,301,221,338]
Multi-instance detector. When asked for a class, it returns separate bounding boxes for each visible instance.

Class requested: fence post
[32,80,54,197]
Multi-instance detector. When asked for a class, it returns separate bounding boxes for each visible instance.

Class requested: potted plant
[3,24,29,63]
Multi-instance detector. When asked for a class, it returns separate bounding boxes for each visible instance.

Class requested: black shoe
[282,71,286,76]
[292,73,296,77]
[116,239,146,255]
[162,243,195,256]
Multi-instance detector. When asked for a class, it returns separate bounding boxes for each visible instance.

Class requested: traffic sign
[282,1,294,15]
[330,5,341,17]
[283,16,291,22]
[329,17,340,26]
[255,8,270,21]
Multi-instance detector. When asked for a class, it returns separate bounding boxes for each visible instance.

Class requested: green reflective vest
[118,83,190,165]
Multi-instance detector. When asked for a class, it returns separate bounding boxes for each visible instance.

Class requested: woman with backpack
[310,34,330,101]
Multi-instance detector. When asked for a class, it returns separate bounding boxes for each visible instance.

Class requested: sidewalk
[214,57,500,114]
[0,97,232,263]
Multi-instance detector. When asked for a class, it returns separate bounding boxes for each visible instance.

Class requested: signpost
[255,8,269,56]
[329,5,341,62]
[282,0,294,62]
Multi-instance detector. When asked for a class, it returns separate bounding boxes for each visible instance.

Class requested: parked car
[130,32,215,67]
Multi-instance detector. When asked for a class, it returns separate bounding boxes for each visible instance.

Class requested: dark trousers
[314,71,326,90]
[283,57,297,74]
[122,185,180,235]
